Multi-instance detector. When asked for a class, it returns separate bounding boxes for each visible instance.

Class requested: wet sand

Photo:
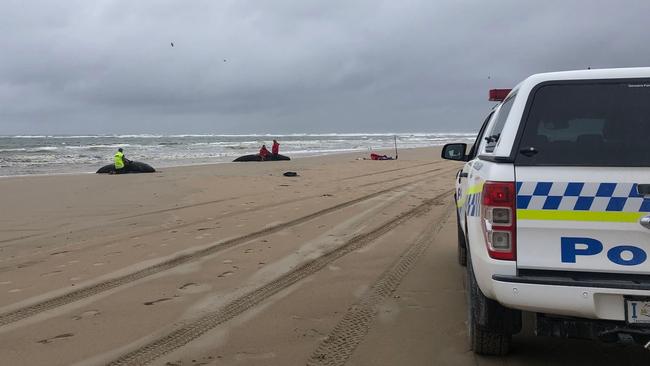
[0,147,648,365]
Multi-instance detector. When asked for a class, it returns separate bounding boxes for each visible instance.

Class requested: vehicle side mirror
[441,143,468,161]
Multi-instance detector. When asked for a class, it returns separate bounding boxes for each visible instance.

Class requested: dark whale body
[233,154,290,162]
[96,161,156,174]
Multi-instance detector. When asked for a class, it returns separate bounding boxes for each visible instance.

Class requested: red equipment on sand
[370,153,393,160]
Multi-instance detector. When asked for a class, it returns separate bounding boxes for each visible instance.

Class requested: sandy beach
[0,147,648,366]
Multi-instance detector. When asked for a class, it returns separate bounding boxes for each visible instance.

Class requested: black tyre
[456,209,467,267]
[466,255,512,356]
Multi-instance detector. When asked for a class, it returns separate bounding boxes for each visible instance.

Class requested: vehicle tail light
[481,181,516,260]
[489,89,512,102]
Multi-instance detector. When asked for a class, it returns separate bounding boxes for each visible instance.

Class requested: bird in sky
[171,42,174,47]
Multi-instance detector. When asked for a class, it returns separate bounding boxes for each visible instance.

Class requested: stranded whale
[96,161,156,174]
[233,154,290,162]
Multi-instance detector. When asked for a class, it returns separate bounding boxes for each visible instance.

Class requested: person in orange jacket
[272,139,280,156]
[259,144,270,160]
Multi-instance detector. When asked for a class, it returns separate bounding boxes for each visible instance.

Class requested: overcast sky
[2,0,650,135]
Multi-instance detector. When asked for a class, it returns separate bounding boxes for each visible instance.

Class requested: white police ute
[442,68,650,355]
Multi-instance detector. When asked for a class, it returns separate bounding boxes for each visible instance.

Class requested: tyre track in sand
[339,161,443,181]
[307,204,452,366]
[357,167,444,188]
[120,161,445,220]
[0,165,457,282]
[0,163,452,255]
[0,172,449,328]
[0,161,443,246]
[83,165,452,249]
[105,190,453,366]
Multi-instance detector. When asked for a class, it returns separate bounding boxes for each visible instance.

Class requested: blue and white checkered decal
[466,192,482,217]
[516,182,650,212]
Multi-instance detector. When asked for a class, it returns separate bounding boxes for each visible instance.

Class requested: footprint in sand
[72,309,101,320]
[178,282,210,294]
[179,282,198,290]
[40,270,63,277]
[217,271,234,278]
[234,352,276,361]
[296,328,325,338]
[17,260,43,269]
[143,297,173,306]
[37,333,74,344]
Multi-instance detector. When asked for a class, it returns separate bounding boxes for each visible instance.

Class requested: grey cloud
[2,0,650,134]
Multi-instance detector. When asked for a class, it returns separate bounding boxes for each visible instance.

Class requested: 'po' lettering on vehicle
[561,237,647,266]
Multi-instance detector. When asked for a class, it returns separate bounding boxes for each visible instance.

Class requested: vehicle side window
[485,95,516,153]
[467,112,494,159]
[515,82,650,166]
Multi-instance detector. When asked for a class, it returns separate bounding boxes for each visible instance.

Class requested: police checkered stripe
[516,182,650,212]
[466,192,482,217]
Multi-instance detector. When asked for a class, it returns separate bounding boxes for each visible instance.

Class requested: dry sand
[0,147,648,366]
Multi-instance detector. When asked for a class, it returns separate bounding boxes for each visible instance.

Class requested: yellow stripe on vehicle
[517,209,646,223]
[456,197,466,208]
[467,182,484,194]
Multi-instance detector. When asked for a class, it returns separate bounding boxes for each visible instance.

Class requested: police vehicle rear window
[516,81,650,167]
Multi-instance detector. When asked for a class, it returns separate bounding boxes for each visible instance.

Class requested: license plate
[625,298,650,324]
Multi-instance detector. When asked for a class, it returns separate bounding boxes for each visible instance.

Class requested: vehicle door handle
[641,216,650,230]
[637,184,650,197]
[458,171,468,184]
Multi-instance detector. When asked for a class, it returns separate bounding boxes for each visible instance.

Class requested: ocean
[0,133,475,176]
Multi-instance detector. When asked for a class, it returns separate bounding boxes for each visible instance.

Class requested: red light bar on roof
[489,89,512,102]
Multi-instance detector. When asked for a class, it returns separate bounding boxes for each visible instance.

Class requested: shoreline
[0,146,423,180]
[0,132,476,178]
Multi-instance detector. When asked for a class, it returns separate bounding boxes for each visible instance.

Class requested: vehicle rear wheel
[466,255,512,356]
[456,210,467,267]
